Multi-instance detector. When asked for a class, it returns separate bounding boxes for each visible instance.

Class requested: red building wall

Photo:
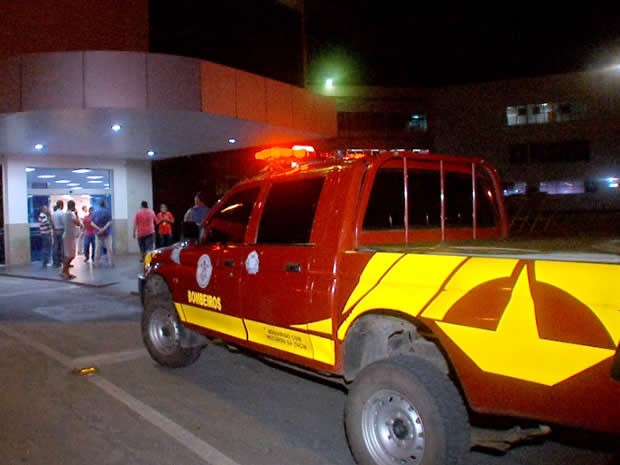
[0,0,149,58]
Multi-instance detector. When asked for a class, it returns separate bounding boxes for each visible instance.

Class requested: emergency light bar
[255,146,316,161]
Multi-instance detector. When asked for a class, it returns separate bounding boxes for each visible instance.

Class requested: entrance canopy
[0,51,337,160]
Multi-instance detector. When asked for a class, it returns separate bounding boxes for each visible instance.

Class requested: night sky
[150,1,620,88]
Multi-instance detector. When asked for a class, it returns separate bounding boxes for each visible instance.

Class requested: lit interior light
[111,123,121,132]
[71,186,82,190]
[228,138,237,144]
[34,143,44,151]
[72,169,91,174]
[147,150,155,157]
[87,180,103,183]
[55,180,71,183]
[37,174,56,179]
[86,175,103,179]
[25,167,35,172]
[67,183,80,187]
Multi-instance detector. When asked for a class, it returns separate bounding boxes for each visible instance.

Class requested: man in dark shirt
[92,200,113,267]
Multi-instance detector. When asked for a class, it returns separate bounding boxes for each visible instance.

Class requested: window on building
[509,140,590,164]
[506,101,587,126]
[257,177,324,244]
[337,111,428,135]
[539,180,585,195]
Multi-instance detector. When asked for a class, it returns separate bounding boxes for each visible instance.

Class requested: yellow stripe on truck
[338,253,466,340]
[245,320,335,365]
[178,303,247,340]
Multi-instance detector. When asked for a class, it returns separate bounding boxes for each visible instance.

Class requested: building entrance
[26,167,112,263]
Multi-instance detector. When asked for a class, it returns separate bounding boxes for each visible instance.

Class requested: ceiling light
[72,169,91,174]
[111,123,121,132]
[25,167,35,172]
[37,174,56,179]
[87,180,103,183]
[86,175,103,179]
[55,180,71,183]
[34,143,45,151]
[228,138,237,144]
[67,183,80,186]
[147,150,155,157]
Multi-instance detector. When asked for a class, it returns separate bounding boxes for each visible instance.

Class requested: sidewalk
[0,253,143,294]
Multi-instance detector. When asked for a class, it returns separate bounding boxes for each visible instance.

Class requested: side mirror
[182,221,199,241]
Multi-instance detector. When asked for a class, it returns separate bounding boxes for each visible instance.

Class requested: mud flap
[471,424,552,452]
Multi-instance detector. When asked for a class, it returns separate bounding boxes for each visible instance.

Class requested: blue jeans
[40,233,52,265]
[84,235,95,260]
[138,234,154,257]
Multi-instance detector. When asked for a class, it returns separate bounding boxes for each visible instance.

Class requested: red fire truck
[140,146,620,465]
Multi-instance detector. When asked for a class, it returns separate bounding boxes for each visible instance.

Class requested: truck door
[181,186,260,342]
[239,175,329,363]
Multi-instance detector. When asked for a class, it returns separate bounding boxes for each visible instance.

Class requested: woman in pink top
[133,200,157,262]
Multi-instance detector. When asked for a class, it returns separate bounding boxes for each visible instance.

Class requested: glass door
[26,167,112,263]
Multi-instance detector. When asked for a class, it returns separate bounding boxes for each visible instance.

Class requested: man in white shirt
[51,200,65,268]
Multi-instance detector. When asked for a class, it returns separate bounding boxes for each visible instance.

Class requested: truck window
[257,177,324,244]
[205,187,259,243]
[363,168,442,230]
[363,164,497,233]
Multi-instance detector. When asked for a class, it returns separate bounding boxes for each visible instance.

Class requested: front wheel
[345,356,470,465]
[141,275,202,368]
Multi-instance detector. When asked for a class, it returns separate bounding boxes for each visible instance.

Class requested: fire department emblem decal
[196,254,213,288]
[245,250,259,275]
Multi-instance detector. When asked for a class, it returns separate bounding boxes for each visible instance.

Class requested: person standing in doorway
[38,205,53,268]
[92,199,113,267]
[182,191,210,239]
[82,206,96,263]
[61,199,81,279]
[133,200,157,262]
[156,203,175,247]
[51,200,65,267]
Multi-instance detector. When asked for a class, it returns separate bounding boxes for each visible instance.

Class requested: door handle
[285,262,301,272]
[224,259,235,267]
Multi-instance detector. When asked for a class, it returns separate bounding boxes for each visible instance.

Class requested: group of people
[132,191,210,262]
[38,192,211,276]
[38,199,113,279]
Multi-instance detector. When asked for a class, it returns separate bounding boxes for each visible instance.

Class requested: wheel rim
[361,388,425,465]
[147,307,180,355]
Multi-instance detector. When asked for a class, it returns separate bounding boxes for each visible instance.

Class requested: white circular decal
[196,254,213,288]
[171,246,182,265]
[245,250,259,275]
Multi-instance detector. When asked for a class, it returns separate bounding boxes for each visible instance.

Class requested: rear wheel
[345,355,470,465]
[141,275,202,367]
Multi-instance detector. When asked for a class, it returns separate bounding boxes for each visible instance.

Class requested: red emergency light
[255,145,316,161]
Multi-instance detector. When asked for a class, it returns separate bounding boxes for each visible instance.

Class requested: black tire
[141,275,202,368]
[345,355,470,465]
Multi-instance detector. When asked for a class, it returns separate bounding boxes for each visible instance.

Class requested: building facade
[0,1,336,265]
[313,69,620,214]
